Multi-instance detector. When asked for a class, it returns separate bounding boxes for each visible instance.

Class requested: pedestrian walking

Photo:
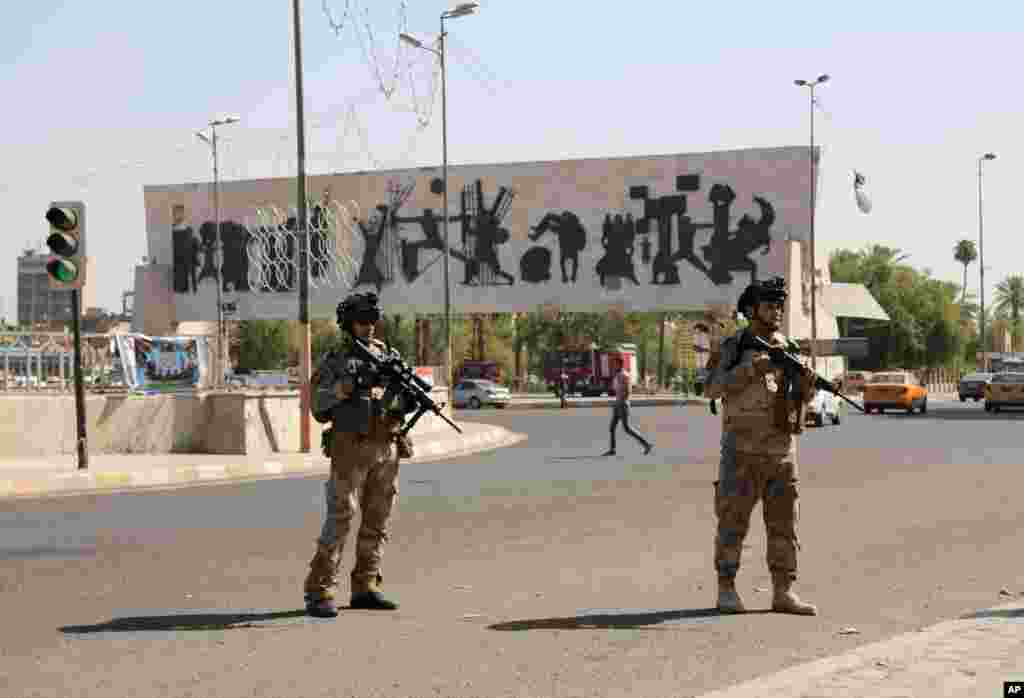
[602,357,653,456]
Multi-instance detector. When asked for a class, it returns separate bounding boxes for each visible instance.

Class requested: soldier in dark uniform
[704,277,818,616]
[302,292,416,618]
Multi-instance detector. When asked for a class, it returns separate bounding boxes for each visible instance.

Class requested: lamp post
[794,74,829,366]
[978,151,996,366]
[197,115,240,387]
[400,2,478,409]
[291,0,313,453]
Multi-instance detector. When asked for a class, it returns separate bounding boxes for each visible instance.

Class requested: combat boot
[304,546,340,618]
[771,573,817,616]
[350,573,399,610]
[716,577,746,614]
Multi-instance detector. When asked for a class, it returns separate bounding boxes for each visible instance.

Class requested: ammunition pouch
[773,369,806,435]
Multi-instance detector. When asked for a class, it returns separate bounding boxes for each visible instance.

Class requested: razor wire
[245,200,361,294]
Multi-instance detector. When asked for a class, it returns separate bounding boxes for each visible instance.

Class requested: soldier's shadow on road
[960,607,1024,620]
[488,607,770,631]
[60,610,308,634]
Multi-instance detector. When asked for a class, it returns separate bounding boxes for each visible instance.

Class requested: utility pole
[293,0,312,452]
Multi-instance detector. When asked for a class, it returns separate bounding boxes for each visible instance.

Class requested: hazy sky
[2,0,1020,320]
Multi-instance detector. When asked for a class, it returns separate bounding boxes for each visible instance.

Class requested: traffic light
[45,201,86,289]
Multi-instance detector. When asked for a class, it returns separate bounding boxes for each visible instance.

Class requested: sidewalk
[699,598,1024,698]
[0,420,525,500]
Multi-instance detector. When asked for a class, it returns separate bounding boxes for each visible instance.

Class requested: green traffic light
[46,257,78,283]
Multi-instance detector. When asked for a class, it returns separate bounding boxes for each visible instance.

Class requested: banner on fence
[112,334,210,392]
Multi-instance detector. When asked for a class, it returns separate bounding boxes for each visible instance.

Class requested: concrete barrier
[0,388,454,458]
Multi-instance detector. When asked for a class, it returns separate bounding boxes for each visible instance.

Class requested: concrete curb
[697,598,1024,698]
[0,424,526,501]
[501,396,710,410]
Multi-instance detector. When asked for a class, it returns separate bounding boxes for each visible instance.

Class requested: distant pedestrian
[602,357,652,456]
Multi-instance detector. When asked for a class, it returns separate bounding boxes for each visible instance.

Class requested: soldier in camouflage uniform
[704,277,818,616]
[303,292,416,618]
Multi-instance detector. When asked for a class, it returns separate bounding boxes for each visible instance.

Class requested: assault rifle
[350,338,463,436]
[745,334,865,413]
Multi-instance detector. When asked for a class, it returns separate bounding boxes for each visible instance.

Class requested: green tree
[994,275,1024,348]
[238,320,290,370]
[953,239,977,305]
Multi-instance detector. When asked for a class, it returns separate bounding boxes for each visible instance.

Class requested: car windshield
[992,373,1024,384]
[871,373,906,384]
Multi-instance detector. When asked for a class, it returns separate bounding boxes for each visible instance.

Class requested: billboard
[113,334,210,392]
[143,146,817,320]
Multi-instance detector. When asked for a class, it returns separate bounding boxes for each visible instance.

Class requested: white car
[806,388,841,426]
[453,379,511,409]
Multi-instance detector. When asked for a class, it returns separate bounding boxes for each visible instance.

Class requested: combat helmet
[336,292,381,333]
[736,277,787,320]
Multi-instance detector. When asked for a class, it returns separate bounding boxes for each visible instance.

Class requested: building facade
[16,249,97,327]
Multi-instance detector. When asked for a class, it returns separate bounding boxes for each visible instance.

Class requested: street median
[0,421,525,501]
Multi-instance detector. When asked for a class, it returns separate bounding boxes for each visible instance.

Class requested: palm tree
[953,239,977,305]
[860,244,910,293]
[994,275,1024,350]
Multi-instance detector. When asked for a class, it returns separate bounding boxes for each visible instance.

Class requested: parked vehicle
[842,370,872,393]
[456,360,502,384]
[452,379,511,409]
[988,353,1024,373]
[806,389,841,426]
[542,345,637,397]
[983,372,1024,412]
[863,371,929,414]
[958,372,993,402]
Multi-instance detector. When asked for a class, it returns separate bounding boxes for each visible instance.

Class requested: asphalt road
[2,401,1023,697]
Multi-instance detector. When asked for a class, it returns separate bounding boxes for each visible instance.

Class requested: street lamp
[978,151,997,365]
[197,115,240,387]
[794,74,829,366]
[400,1,478,410]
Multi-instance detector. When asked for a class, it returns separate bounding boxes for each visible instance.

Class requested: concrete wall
[0,388,454,457]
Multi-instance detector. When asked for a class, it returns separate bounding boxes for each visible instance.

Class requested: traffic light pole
[70,288,88,469]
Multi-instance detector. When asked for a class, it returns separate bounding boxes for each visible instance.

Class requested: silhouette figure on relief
[700,183,774,285]
[519,247,552,283]
[460,180,515,286]
[632,178,712,285]
[595,213,640,287]
[354,180,414,293]
[629,176,775,287]
[196,222,220,287]
[526,211,587,283]
[395,177,516,288]
[171,204,199,294]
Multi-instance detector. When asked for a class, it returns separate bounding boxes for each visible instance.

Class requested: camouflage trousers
[304,428,400,597]
[713,446,800,582]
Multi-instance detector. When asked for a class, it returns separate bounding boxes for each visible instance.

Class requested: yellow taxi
[863,370,929,415]
[983,372,1024,413]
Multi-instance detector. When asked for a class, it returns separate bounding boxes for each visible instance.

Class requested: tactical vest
[311,339,391,435]
[719,331,798,456]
